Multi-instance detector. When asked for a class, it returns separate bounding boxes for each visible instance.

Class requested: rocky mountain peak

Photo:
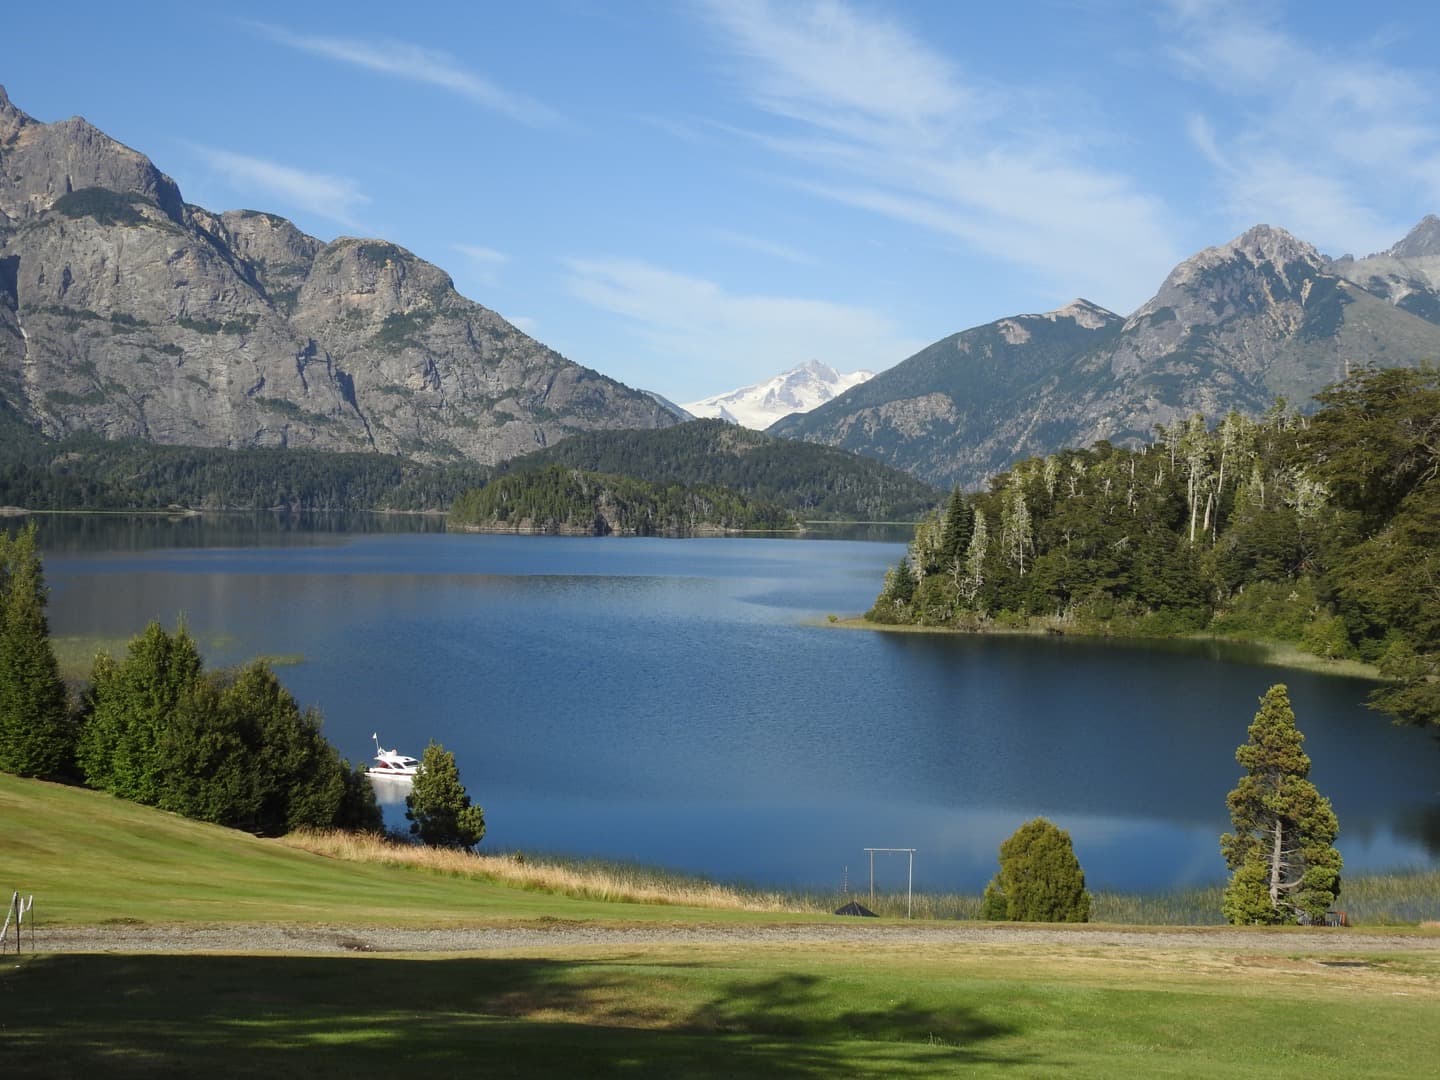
[0,85,675,464]
[0,83,33,142]
[1039,298,1121,329]
[1170,224,1318,281]
[1222,224,1323,268]
[0,98,185,225]
[1387,214,1440,258]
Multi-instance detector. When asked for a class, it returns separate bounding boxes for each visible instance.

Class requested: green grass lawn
[4,773,1440,1077]
[0,773,809,926]
[4,943,1437,1078]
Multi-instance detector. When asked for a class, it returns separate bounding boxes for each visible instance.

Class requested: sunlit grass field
[7,938,1440,1078]
[4,773,1440,1078]
[3,773,1437,927]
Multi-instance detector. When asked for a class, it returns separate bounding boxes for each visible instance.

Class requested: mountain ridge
[772,220,1440,489]
[0,85,676,465]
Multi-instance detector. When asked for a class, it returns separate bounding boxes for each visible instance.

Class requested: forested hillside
[0,430,492,511]
[870,366,1440,733]
[449,464,794,535]
[500,419,940,520]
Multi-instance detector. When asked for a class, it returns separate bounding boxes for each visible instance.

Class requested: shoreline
[824,615,1384,681]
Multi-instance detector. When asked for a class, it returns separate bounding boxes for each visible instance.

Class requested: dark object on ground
[834,900,877,917]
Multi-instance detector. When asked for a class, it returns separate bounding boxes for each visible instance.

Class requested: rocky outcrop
[774,226,1440,489]
[1328,216,1440,327]
[0,86,675,462]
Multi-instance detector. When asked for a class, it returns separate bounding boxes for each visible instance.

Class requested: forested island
[866,366,1440,734]
[448,464,794,535]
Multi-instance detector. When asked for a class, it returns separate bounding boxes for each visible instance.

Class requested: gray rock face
[1328,216,1440,326]
[1386,215,1440,259]
[774,224,1440,489]
[771,299,1125,486]
[0,86,674,462]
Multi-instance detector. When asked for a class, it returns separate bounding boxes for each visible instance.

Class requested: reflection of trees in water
[29,511,445,553]
[883,630,1431,832]
[1393,803,1440,858]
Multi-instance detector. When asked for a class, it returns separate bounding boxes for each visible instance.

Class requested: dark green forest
[449,464,794,535]
[870,366,1440,735]
[0,412,492,511]
[498,419,940,521]
[0,413,936,521]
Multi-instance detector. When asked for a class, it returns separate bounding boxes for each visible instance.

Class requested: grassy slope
[0,774,801,926]
[4,774,1440,1077]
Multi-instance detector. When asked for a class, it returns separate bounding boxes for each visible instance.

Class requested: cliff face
[774,226,1440,489]
[0,86,674,463]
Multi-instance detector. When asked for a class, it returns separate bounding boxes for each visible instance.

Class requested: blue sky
[5,1,1439,401]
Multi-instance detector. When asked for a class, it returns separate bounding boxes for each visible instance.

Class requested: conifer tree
[0,524,72,777]
[77,620,203,802]
[1221,684,1341,925]
[937,489,974,571]
[983,818,1091,922]
[406,742,486,849]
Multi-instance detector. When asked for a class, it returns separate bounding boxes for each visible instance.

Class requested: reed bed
[281,831,1440,926]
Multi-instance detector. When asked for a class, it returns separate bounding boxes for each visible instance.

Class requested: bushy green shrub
[983,818,1091,922]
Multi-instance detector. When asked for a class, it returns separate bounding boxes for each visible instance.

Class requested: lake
[32,514,1440,894]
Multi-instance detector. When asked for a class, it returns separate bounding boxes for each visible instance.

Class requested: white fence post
[2,891,34,953]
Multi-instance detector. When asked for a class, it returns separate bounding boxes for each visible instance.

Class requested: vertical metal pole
[907,852,913,919]
[869,850,875,905]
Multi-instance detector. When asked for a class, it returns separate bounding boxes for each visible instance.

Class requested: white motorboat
[367,733,420,780]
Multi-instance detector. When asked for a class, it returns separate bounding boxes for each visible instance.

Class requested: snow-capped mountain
[681,361,876,430]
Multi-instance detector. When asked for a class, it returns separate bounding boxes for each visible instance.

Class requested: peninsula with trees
[865,365,1440,736]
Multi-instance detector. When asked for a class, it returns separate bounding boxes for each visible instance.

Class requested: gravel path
[23,922,1440,955]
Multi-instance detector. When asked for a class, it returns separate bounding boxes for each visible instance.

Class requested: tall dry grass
[282,831,1440,925]
[281,829,816,912]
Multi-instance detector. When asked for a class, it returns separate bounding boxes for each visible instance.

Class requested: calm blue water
[35,518,1440,893]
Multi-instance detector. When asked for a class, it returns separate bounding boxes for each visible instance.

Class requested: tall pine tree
[77,620,204,802]
[1221,684,1341,924]
[0,524,72,777]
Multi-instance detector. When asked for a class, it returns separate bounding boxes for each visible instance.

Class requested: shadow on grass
[2,953,1026,1077]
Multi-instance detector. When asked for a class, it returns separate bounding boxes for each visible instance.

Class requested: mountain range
[772,220,1440,488]
[4,83,1439,496]
[0,86,675,465]
[681,360,874,429]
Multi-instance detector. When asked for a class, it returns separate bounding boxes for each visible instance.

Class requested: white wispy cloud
[1165,0,1440,254]
[249,22,558,126]
[189,145,369,228]
[710,229,815,265]
[504,314,539,335]
[696,0,1181,312]
[563,257,921,394]
[453,244,509,285]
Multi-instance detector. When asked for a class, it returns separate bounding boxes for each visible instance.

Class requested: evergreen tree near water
[1221,684,1341,925]
[77,620,203,802]
[406,742,486,849]
[0,524,72,778]
[981,818,1091,922]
